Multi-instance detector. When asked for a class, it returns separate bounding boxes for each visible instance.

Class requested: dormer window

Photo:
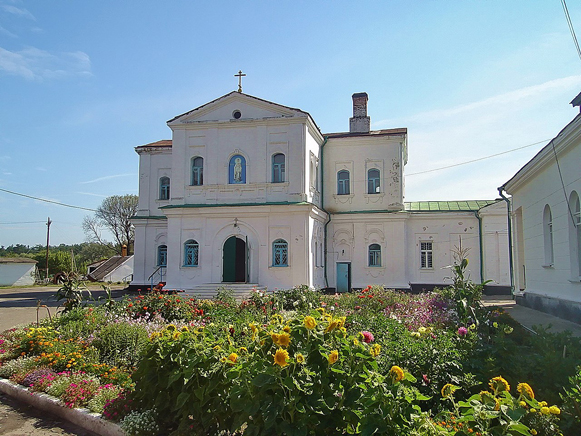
[159,177,170,200]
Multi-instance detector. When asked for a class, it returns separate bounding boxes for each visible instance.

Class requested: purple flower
[457,326,468,337]
[361,331,374,343]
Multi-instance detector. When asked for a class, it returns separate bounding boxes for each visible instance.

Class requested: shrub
[92,322,149,368]
[87,384,123,414]
[120,409,159,436]
[61,379,100,409]
[0,356,37,378]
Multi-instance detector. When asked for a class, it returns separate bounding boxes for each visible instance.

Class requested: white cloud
[0,25,17,38]
[0,46,92,81]
[76,191,108,198]
[80,173,136,184]
[1,5,35,20]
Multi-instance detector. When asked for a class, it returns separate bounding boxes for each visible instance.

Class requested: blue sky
[1,1,581,247]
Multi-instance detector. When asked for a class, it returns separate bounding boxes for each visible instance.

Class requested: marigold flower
[328,350,339,365]
[295,353,305,364]
[517,382,534,400]
[489,376,510,394]
[549,405,560,415]
[540,407,550,415]
[227,353,238,364]
[370,344,381,358]
[274,348,289,367]
[389,365,404,383]
[278,332,291,348]
[304,316,317,329]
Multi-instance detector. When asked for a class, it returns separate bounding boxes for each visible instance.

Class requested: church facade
[131,91,510,294]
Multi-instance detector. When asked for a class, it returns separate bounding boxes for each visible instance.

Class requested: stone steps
[180,283,267,300]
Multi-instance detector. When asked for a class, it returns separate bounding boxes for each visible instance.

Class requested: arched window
[157,245,167,267]
[570,191,581,277]
[543,205,554,266]
[367,169,380,194]
[229,155,246,184]
[368,244,381,267]
[184,240,199,266]
[273,239,288,266]
[191,157,203,186]
[159,177,170,200]
[272,153,285,183]
[337,170,350,195]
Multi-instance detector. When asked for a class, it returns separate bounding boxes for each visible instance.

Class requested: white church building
[131,90,510,295]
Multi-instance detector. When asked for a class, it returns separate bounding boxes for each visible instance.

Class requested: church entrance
[223,236,247,282]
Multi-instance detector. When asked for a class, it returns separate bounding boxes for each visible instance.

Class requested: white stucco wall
[104,257,134,283]
[505,114,581,304]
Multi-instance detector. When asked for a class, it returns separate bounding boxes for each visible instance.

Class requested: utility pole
[45,217,51,280]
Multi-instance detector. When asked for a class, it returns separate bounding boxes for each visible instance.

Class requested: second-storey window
[272,153,285,183]
[367,169,380,194]
[159,177,170,200]
[337,170,350,195]
[191,157,203,186]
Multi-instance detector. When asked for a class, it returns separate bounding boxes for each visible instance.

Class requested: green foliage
[92,322,149,368]
[54,275,91,312]
[120,409,160,436]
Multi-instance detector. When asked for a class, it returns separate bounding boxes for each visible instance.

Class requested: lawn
[0,260,580,436]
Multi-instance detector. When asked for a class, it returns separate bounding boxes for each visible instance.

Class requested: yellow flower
[167,324,177,331]
[238,347,248,354]
[517,382,534,400]
[213,345,221,352]
[220,357,227,363]
[336,317,346,328]
[304,316,317,330]
[172,331,181,340]
[227,353,238,364]
[389,365,404,383]
[489,376,510,394]
[316,307,325,315]
[530,408,537,413]
[181,326,189,332]
[283,325,291,333]
[250,322,257,332]
[370,344,381,358]
[531,430,537,436]
[271,333,280,345]
[411,331,421,339]
[519,401,527,407]
[295,353,305,364]
[353,338,360,346]
[278,332,291,348]
[274,348,289,367]
[538,401,547,407]
[541,406,550,415]
[549,405,560,415]
[441,383,457,398]
[325,319,339,334]
[418,327,427,334]
[328,350,339,365]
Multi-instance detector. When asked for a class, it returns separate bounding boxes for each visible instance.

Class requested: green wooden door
[223,236,246,282]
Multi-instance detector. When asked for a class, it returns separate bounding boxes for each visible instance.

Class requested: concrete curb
[0,378,124,436]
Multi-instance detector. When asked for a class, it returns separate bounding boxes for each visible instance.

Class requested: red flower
[143,307,148,310]
[128,303,133,307]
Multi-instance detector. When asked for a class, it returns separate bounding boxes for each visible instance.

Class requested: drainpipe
[320,136,330,289]
[498,186,515,296]
[472,210,484,285]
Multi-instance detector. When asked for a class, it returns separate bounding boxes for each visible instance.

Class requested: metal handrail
[148,266,165,290]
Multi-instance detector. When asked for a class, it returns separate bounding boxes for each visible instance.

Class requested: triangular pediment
[167,92,310,126]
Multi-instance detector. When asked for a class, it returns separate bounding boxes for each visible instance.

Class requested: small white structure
[0,258,37,286]
[87,255,134,283]
[501,93,581,323]
[131,91,510,295]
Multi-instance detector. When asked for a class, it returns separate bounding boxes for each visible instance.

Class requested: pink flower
[457,326,468,337]
[361,331,374,343]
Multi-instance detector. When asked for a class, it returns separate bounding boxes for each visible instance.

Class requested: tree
[83,194,138,255]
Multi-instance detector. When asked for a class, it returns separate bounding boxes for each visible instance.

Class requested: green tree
[82,194,138,255]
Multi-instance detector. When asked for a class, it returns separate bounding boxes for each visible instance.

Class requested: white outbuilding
[131,90,510,296]
[501,93,581,323]
[0,258,37,286]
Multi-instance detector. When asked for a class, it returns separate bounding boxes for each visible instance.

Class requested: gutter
[498,186,515,296]
[473,210,484,284]
[320,136,330,289]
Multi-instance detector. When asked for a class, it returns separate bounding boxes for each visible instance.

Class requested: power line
[406,139,549,177]
[562,0,581,61]
[0,221,47,224]
[0,188,97,212]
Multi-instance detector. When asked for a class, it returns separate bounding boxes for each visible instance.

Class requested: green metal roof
[404,200,499,212]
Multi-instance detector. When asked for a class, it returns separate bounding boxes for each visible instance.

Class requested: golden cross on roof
[235,70,246,93]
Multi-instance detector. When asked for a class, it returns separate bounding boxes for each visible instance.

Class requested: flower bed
[1,265,581,435]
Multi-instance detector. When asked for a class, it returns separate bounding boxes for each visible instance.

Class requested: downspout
[320,136,330,289]
[498,186,515,296]
[472,210,484,285]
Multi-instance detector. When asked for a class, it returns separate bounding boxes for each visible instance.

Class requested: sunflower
[283,325,291,333]
[328,350,339,365]
[271,333,280,345]
[388,365,404,383]
[295,353,305,364]
[324,319,339,334]
[304,316,317,330]
[278,332,291,348]
[517,382,534,400]
[441,383,459,398]
[489,376,510,394]
[274,348,289,367]
[227,353,238,364]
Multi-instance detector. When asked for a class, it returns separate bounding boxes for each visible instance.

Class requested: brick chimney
[349,92,370,133]
[122,244,127,257]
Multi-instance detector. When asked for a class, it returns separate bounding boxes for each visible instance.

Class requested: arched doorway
[223,236,247,282]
